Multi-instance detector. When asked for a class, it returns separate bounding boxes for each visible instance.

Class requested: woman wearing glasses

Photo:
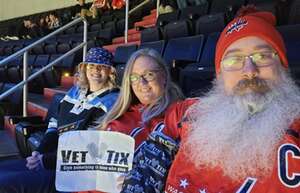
[78,48,189,193]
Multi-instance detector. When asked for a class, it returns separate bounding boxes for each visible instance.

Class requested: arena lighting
[63,72,70,77]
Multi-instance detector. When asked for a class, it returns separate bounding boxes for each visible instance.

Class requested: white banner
[55,130,135,193]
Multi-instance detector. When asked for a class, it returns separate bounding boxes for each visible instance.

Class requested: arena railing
[0,17,88,116]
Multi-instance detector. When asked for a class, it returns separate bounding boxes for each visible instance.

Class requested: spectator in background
[47,12,61,30]
[111,0,125,10]
[38,14,51,36]
[159,0,175,15]
[19,18,40,39]
[90,0,112,19]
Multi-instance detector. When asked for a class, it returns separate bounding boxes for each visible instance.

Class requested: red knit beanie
[215,11,288,74]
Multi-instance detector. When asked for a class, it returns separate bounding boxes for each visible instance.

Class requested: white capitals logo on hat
[226,18,248,36]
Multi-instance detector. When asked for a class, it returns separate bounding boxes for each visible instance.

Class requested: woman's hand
[26,151,43,170]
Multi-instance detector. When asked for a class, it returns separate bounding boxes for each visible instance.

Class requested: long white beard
[184,71,300,181]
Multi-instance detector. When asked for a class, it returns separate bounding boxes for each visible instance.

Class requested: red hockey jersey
[164,100,300,193]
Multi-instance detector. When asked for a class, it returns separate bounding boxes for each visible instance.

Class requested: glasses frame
[130,69,161,86]
[221,51,278,72]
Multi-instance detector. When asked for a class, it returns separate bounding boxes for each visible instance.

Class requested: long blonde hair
[100,48,184,129]
[76,63,117,89]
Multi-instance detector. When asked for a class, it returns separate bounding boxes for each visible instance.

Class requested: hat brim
[80,62,113,67]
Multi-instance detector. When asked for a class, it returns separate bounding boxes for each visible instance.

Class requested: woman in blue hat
[0,47,119,193]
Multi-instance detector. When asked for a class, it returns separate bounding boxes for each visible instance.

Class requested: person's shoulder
[65,85,80,98]
[290,117,300,133]
[167,98,199,112]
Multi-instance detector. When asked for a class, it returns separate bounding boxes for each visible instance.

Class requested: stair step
[128,28,139,35]
[44,87,68,102]
[27,101,48,119]
[104,41,141,53]
[143,13,157,20]
[112,33,141,44]
[61,76,74,89]
[134,18,156,28]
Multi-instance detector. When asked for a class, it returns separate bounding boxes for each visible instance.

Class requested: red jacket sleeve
[163,98,198,140]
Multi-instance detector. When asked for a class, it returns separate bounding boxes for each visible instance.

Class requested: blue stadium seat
[163,35,205,66]
[179,32,220,96]
[277,24,300,84]
[195,13,225,35]
[288,0,300,24]
[0,56,9,82]
[139,40,166,55]
[7,57,23,83]
[163,35,205,82]
[163,20,193,39]
[140,11,181,43]
[141,27,162,43]
[209,0,245,14]
[115,63,126,86]
[179,4,209,21]
[113,44,138,65]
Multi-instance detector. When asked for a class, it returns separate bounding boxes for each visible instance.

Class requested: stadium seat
[115,63,126,85]
[163,35,205,82]
[278,24,300,84]
[140,27,162,43]
[163,35,204,66]
[209,0,245,14]
[163,20,193,39]
[179,32,220,96]
[0,56,9,82]
[113,44,138,65]
[139,40,166,55]
[30,55,50,92]
[57,42,71,54]
[179,4,209,21]
[247,0,277,14]
[7,57,23,83]
[13,93,64,157]
[140,11,180,43]
[288,0,300,24]
[195,13,225,35]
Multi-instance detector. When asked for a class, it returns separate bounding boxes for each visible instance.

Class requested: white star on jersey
[199,189,207,193]
[180,179,189,189]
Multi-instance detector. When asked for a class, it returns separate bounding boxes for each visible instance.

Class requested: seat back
[113,44,138,65]
[195,13,225,35]
[163,35,205,66]
[139,40,166,55]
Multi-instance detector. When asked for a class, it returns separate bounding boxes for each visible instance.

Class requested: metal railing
[0,0,159,116]
[124,0,160,43]
[0,17,88,116]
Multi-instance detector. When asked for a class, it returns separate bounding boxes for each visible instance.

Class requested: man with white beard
[162,9,300,193]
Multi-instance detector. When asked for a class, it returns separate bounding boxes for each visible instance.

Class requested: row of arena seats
[140,0,300,43]
[1,24,300,96]
[115,24,300,96]
[0,83,23,126]
[0,53,78,92]
[0,32,104,56]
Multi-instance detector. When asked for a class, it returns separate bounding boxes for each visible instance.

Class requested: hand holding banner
[55,130,135,193]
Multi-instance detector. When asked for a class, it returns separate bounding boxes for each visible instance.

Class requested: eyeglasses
[129,70,160,85]
[221,51,278,71]
[86,64,109,71]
